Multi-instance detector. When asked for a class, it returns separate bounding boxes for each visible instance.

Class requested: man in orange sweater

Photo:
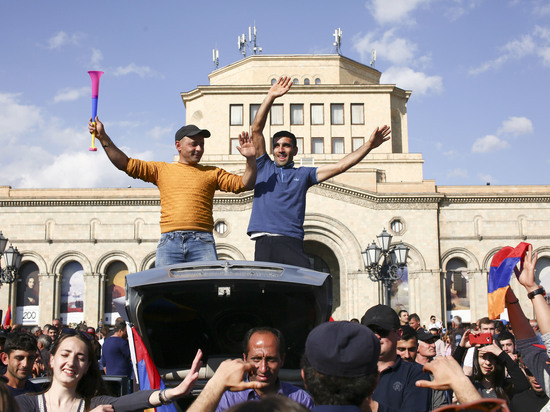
[89,118,256,266]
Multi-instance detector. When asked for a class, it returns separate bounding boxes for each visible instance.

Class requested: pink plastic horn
[88,71,104,151]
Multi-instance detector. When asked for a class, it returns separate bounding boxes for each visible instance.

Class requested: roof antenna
[370,49,376,68]
[238,33,247,57]
[212,48,219,70]
[248,23,262,55]
[333,28,342,54]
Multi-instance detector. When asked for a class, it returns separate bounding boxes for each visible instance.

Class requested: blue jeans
[155,231,218,267]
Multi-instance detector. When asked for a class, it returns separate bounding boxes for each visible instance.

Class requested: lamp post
[362,229,409,307]
[0,231,23,285]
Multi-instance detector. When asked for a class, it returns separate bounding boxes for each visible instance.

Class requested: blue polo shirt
[372,357,431,412]
[247,154,318,240]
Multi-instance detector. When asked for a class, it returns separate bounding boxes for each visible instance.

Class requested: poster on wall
[104,262,128,325]
[390,267,409,313]
[60,261,84,325]
[15,263,40,325]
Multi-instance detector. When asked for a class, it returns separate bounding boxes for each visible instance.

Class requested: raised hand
[268,76,293,99]
[236,131,256,159]
[367,125,391,150]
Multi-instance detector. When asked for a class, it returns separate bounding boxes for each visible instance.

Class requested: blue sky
[1,0,548,189]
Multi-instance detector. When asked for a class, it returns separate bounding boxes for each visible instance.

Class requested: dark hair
[478,317,495,327]
[226,395,308,412]
[272,131,297,148]
[399,325,417,342]
[398,310,408,316]
[114,319,126,332]
[0,381,20,412]
[409,313,420,322]
[472,347,510,402]
[48,333,106,401]
[302,356,378,406]
[3,331,38,355]
[242,327,286,358]
[496,331,515,346]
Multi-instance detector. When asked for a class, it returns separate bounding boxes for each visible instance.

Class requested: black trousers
[254,235,311,269]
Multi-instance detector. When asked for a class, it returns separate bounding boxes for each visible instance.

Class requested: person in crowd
[462,317,497,376]
[16,332,202,411]
[428,328,446,357]
[247,76,391,268]
[44,325,58,343]
[416,329,437,366]
[0,380,20,412]
[52,319,63,332]
[361,304,431,411]
[101,319,132,379]
[1,332,42,396]
[449,315,464,354]
[89,118,257,266]
[496,331,518,362]
[396,325,418,363]
[398,310,409,326]
[30,327,41,338]
[442,330,453,357]
[428,315,442,331]
[408,313,422,331]
[215,327,313,411]
[505,244,550,411]
[37,334,52,374]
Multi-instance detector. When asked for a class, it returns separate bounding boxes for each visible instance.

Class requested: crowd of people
[0,245,548,411]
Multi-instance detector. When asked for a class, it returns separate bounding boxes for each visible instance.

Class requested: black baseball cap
[417,329,437,343]
[305,321,380,377]
[175,125,211,141]
[361,304,400,331]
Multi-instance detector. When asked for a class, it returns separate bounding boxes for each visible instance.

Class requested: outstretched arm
[251,76,293,158]
[187,359,268,412]
[236,131,257,189]
[89,117,129,171]
[316,125,391,183]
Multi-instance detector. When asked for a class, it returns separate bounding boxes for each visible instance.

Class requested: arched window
[315,78,321,85]
[16,261,40,325]
[271,78,277,85]
[304,78,310,85]
[445,258,469,312]
[60,261,85,325]
[104,261,129,325]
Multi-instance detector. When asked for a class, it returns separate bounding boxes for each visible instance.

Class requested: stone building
[1,54,549,328]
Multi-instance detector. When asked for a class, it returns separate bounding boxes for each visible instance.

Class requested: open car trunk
[123,260,332,407]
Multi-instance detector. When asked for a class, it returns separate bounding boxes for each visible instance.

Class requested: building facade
[1,54,549,328]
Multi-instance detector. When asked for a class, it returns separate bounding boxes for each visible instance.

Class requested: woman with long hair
[470,343,530,406]
[16,332,202,411]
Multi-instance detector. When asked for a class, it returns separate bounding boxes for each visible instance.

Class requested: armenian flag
[2,305,11,328]
[132,328,177,412]
[488,242,530,319]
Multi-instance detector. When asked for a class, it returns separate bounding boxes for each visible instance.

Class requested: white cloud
[366,0,432,24]
[443,0,482,21]
[353,29,418,65]
[533,1,550,16]
[53,87,89,103]
[443,149,459,158]
[149,125,174,141]
[469,26,550,74]
[47,31,81,50]
[472,134,509,153]
[381,66,443,95]
[497,116,534,136]
[112,63,156,78]
[0,93,43,144]
[90,48,103,69]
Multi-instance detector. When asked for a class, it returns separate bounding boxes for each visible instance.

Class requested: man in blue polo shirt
[215,327,313,411]
[248,77,391,268]
[361,304,431,412]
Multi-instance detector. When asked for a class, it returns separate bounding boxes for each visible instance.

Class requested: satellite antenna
[333,28,342,54]
[213,48,219,70]
[238,33,247,57]
[248,24,262,55]
[370,49,376,68]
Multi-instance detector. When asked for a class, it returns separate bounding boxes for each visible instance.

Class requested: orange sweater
[126,159,246,233]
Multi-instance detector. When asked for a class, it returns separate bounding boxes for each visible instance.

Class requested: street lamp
[362,229,409,306]
[0,231,23,285]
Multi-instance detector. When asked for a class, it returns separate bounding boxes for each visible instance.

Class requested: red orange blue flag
[2,305,11,328]
[488,242,530,319]
[132,328,177,412]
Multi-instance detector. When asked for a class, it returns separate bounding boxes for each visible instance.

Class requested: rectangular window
[250,104,260,125]
[290,104,304,125]
[230,105,243,126]
[351,104,364,124]
[270,104,283,125]
[230,138,239,154]
[311,104,324,125]
[312,138,324,154]
[296,137,304,154]
[331,104,344,125]
[352,137,365,151]
[332,138,344,154]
